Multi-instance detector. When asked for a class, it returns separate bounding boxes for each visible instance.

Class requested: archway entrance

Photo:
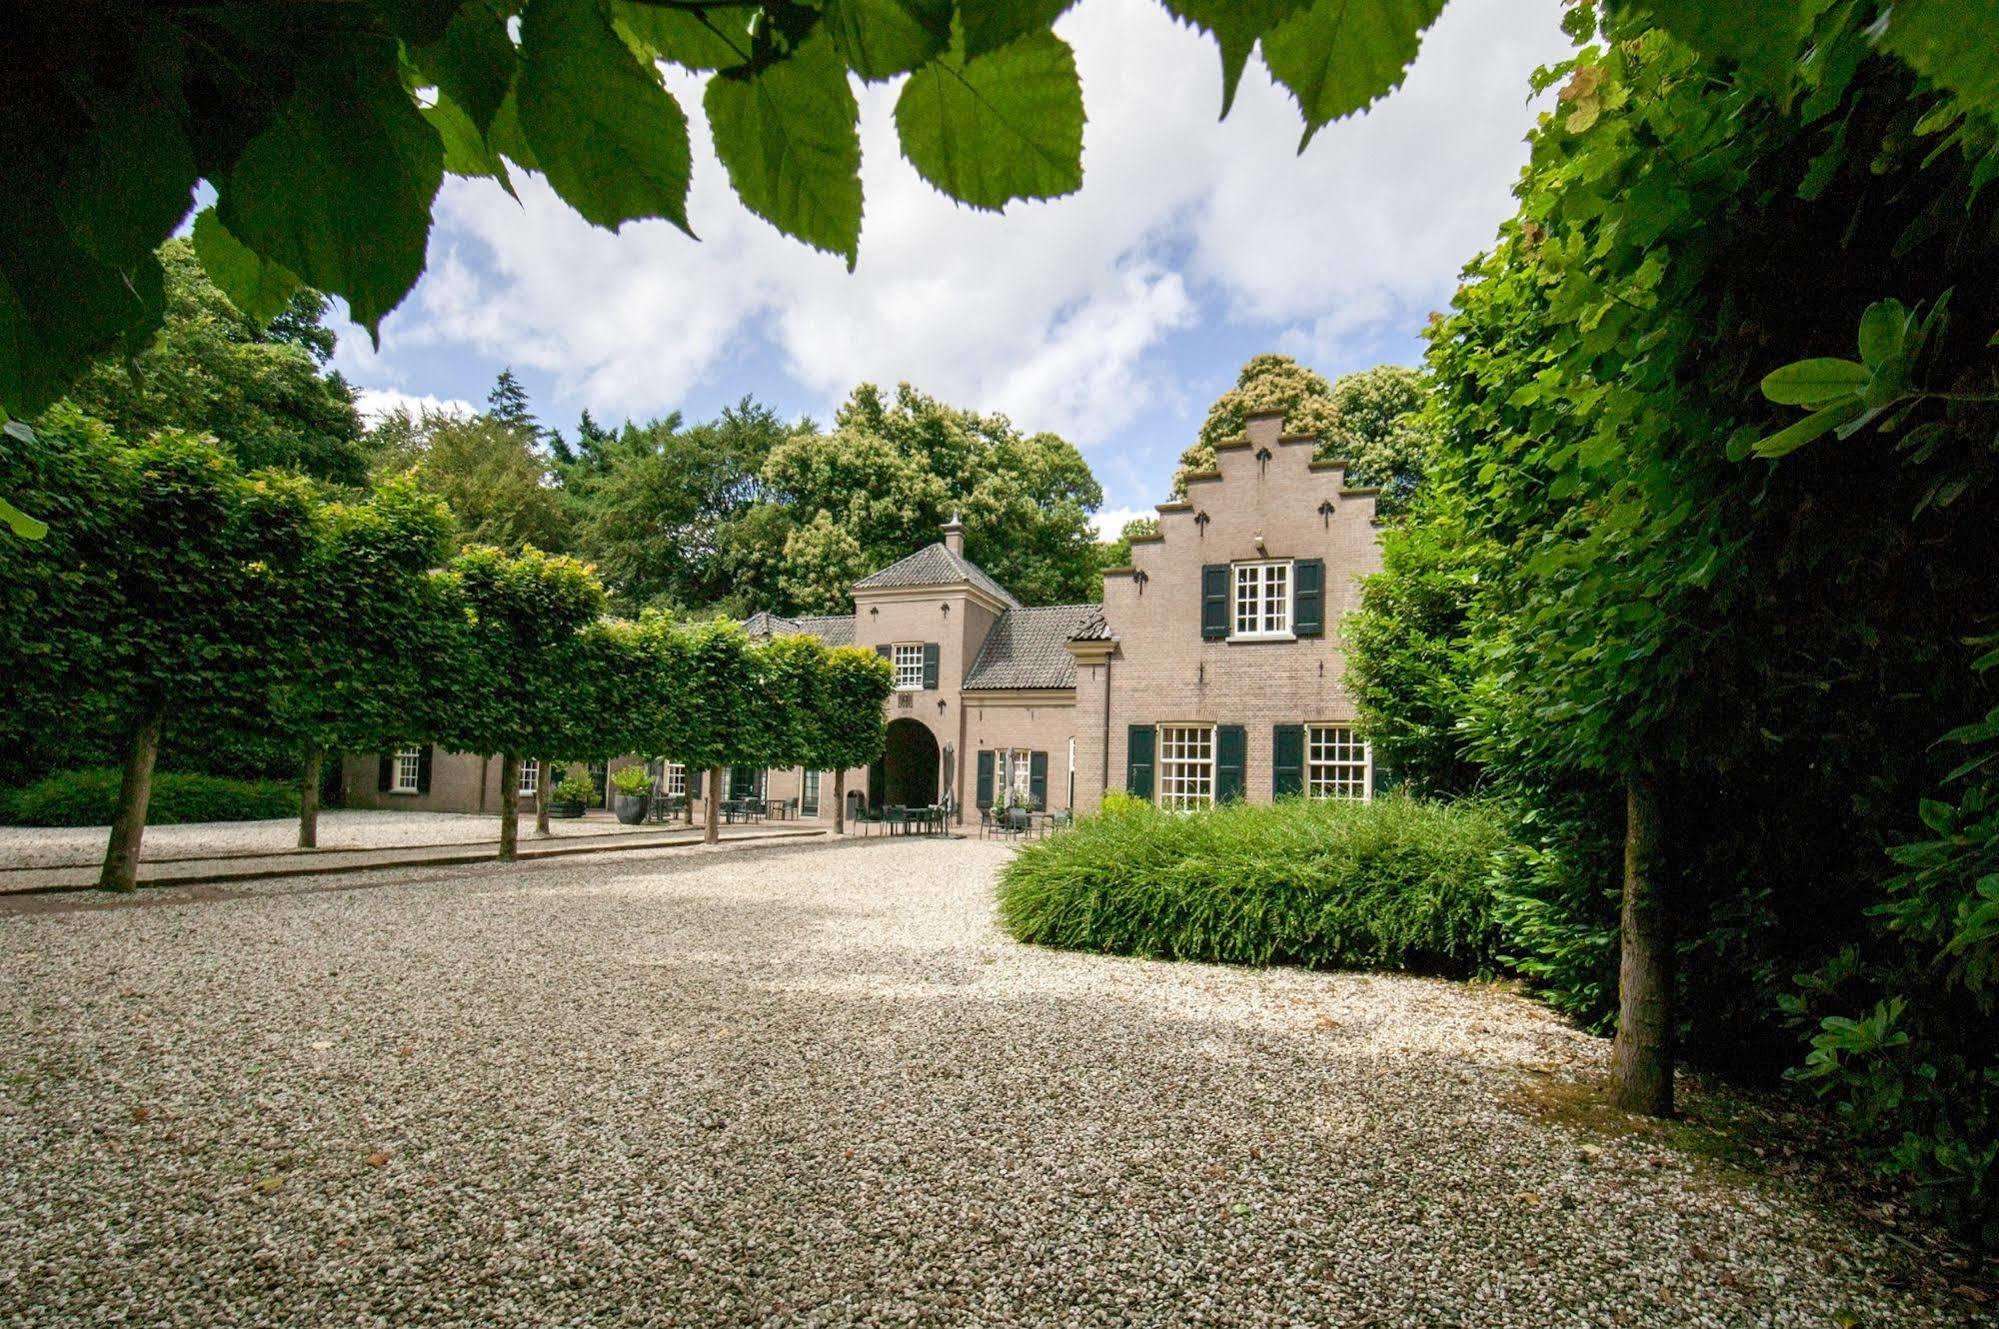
[869,718,940,807]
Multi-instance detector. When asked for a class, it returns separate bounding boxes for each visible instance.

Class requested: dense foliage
[1170,357,1438,514]
[1350,4,1999,1233]
[998,796,1507,975]
[7,770,298,828]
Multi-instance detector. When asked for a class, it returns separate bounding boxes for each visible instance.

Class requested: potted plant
[550,772,593,819]
[610,765,653,825]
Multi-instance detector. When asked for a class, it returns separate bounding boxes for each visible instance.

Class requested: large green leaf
[0,495,48,541]
[821,0,953,80]
[1759,357,1869,405]
[960,0,1076,59]
[1751,399,1866,458]
[56,63,199,270]
[218,35,443,337]
[613,2,758,70]
[413,0,516,135]
[893,30,1084,210]
[1628,0,1813,99]
[1879,0,1999,121]
[425,93,518,194]
[521,0,695,234]
[1160,0,1313,116]
[706,31,863,265]
[1260,0,1445,146]
[191,208,302,326]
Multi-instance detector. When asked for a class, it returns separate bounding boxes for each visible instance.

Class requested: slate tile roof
[962,603,1103,691]
[741,611,855,646]
[850,542,1021,609]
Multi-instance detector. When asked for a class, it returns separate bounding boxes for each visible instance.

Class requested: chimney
[941,513,965,558]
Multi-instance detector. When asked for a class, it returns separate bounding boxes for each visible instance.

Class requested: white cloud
[352,387,476,423]
[1091,504,1158,539]
[344,0,1569,465]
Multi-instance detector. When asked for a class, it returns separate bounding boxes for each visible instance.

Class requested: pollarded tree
[810,646,896,835]
[442,544,607,859]
[663,618,765,845]
[271,478,459,847]
[0,407,318,890]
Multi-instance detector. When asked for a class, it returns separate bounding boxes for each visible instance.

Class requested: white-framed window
[893,643,925,691]
[392,747,422,794]
[1233,561,1292,639]
[803,768,821,814]
[665,762,686,797]
[1308,725,1372,800]
[518,759,539,797]
[1157,725,1215,811]
[1001,748,1033,803]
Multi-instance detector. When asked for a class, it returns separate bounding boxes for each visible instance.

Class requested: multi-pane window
[893,643,925,690]
[1308,726,1372,800]
[802,769,821,814]
[1003,748,1033,804]
[665,762,686,797]
[1157,725,1215,811]
[393,747,422,794]
[1233,561,1291,638]
[518,759,539,797]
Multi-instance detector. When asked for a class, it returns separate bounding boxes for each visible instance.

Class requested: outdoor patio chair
[977,807,994,839]
[885,806,907,836]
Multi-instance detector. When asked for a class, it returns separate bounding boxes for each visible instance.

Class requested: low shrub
[997,795,1508,975]
[9,769,299,827]
[610,764,653,796]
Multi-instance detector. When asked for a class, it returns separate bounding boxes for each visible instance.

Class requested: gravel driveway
[0,838,1983,1326]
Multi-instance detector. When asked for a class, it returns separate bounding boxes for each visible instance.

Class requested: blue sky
[330,0,1573,532]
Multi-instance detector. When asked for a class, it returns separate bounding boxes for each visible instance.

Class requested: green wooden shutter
[1293,559,1324,637]
[689,768,703,797]
[1216,725,1246,802]
[1201,564,1229,639]
[922,642,939,689]
[1126,725,1155,799]
[875,643,892,658]
[1028,751,1048,809]
[976,750,995,809]
[377,755,393,792]
[416,745,434,794]
[1273,724,1304,797]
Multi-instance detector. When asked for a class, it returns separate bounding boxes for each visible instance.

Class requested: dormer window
[1232,560,1292,640]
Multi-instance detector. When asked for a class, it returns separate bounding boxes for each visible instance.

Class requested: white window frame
[1307,725,1373,801]
[392,747,422,795]
[664,762,686,797]
[1157,724,1215,812]
[1001,748,1033,804]
[1231,560,1293,641]
[802,768,821,814]
[518,759,539,797]
[892,642,926,691]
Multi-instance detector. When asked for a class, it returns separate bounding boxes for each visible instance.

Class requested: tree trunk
[833,769,846,835]
[99,704,164,893]
[1610,770,1673,1116]
[705,767,721,844]
[534,761,551,838]
[298,746,323,849]
[499,752,520,862]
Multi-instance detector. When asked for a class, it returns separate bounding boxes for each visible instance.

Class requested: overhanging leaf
[961,0,1076,60]
[217,34,443,337]
[1759,357,1869,405]
[1160,0,1313,117]
[1751,399,1865,458]
[1632,0,1814,100]
[191,208,302,326]
[1260,0,1446,147]
[426,93,517,196]
[0,496,48,540]
[893,30,1084,210]
[613,2,757,70]
[705,31,863,265]
[1856,299,1911,370]
[821,0,953,80]
[521,0,695,234]
[413,0,516,135]
[1878,0,1999,122]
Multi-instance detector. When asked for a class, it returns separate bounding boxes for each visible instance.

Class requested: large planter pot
[613,793,648,825]
[550,800,586,820]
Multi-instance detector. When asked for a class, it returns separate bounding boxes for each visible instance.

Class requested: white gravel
[0,837,1983,1326]
[0,809,677,870]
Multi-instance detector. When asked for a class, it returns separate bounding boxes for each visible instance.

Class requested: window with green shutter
[1126,725,1155,799]
[1028,751,1048,809]
[976,750,995,809]
[922,642,939,689]
[1293,559,1325,637]
[1201,564,1228,638]
[1216,725,1246,802]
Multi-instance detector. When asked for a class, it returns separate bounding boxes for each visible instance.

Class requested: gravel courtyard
[0,838,1983,1327]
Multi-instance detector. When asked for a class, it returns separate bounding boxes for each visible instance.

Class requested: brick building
[344,410,1384,822]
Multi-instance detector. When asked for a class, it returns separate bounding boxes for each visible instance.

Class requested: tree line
[0,407,894,888]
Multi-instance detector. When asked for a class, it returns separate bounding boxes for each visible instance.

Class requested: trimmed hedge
[997,794,1508,975]
[8,769,299,827]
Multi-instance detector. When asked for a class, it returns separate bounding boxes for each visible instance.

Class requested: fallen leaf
[1510,1191,1543,1207]
[1955,1285,1991,1304]
[366,1152,389,1168]
[130,1105,151,1124]
[253,1176,283,1194]
[1314,1015,1342,1030]
[398,1046,414,1059]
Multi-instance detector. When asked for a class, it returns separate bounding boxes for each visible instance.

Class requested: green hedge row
[996,794,1507,975]
[4,769,299,827]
